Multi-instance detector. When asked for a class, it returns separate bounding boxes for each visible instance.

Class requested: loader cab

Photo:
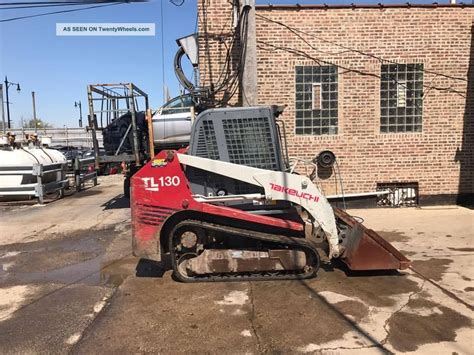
[185,105,288,208]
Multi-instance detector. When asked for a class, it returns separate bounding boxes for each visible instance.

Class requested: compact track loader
[131,106,410,282]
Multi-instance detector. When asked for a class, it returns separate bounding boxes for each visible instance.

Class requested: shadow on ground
[102,194,130,210]
[322,259,401,277]
[135,257,171,278]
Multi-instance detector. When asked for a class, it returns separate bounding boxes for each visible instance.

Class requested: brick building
[197,1,473,206]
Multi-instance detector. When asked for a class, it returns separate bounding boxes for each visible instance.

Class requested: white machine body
[178,153,342,258]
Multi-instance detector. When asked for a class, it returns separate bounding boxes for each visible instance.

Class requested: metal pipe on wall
[240,0,258,106]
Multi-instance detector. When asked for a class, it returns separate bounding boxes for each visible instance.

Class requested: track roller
[168,220,320,282]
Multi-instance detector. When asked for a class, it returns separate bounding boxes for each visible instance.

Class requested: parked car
[152,94,194,149]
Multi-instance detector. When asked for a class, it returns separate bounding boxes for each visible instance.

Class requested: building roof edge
[256,3,474,10]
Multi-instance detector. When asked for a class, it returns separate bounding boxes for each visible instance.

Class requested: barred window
[295,66,338,135]
[381,64,423,133]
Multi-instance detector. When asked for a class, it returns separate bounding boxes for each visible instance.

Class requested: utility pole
[32,91,38,133]
[4,76,21,129]
[239,0,257,106]
[0,84,5,133]
[75,100,83,127]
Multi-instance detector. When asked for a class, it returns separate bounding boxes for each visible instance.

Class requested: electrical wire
[257,40,466,98]
[334,158,346,211]
[194,0,250,107]
[0,0,145,10]
[1,3,96,10]
[195,2,466,107]
[214,5,250,105]
[256,14,467,98]
[212,1,248,94]
[0,2,124,22]
[239,4,252,106]
[169,0,184,6]
[0,0,145,5]
[0,1,88,5]
[256,13,468,83]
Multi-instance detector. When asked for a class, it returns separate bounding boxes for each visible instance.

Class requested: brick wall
[198,1,474,201]
[197,0,242,104]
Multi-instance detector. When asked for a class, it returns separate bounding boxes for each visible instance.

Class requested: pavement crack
[419,253,473,257]
[248,282,263,353]
[315,344,390,352]
[380,278,427,346]
[68,288,117,355]
[409,266,474,311]
[1,252,133,327]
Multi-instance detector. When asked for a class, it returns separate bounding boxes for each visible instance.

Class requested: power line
[0,0,146,5]
[169,0,184,6]
[257,39,466,98]
[256,13,468,83]
[0,2,123,22]
[0,1,87,5]
[0,0,146,7]
[0,2,124,22]
[1,2,110,10]
[209,5,250,106]
[195,0,249,106]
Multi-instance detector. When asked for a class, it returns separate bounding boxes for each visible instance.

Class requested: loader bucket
[334,208,411,271]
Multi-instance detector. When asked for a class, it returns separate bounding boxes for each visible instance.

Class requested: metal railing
[8,127,103,148]
[0,162,68,204]
[71,157,98,192]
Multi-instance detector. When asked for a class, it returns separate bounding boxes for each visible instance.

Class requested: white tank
[0,144,67,192]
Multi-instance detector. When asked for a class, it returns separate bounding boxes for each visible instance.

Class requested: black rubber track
[169,219,320,283]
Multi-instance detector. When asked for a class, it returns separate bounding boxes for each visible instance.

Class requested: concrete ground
[0,176,472,354]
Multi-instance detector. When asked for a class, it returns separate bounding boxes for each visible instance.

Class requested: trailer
[86,83,152,195]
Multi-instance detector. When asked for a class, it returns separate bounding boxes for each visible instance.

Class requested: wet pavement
[0,176,472,354]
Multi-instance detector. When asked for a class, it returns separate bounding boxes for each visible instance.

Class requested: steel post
[5,77,11,129]
[34,164,44,205]
[32,91,37,133]
[128,83,141,166]
[146,108,154,158]
[0,84,5,133]
[87,85,101,170]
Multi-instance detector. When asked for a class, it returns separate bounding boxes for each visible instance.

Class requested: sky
[0,0,453,128]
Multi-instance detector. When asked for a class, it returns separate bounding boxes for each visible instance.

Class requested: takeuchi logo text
[269,183,320,202]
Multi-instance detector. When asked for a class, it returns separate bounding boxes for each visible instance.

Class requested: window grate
[380,64,423,133]
[295,65,338,135]
[377,182,419,207]
[195,120,220,160]
[222,117,279,170]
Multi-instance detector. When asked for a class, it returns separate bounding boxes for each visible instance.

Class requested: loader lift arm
[178,153,341,258]
[179,153,410,271]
